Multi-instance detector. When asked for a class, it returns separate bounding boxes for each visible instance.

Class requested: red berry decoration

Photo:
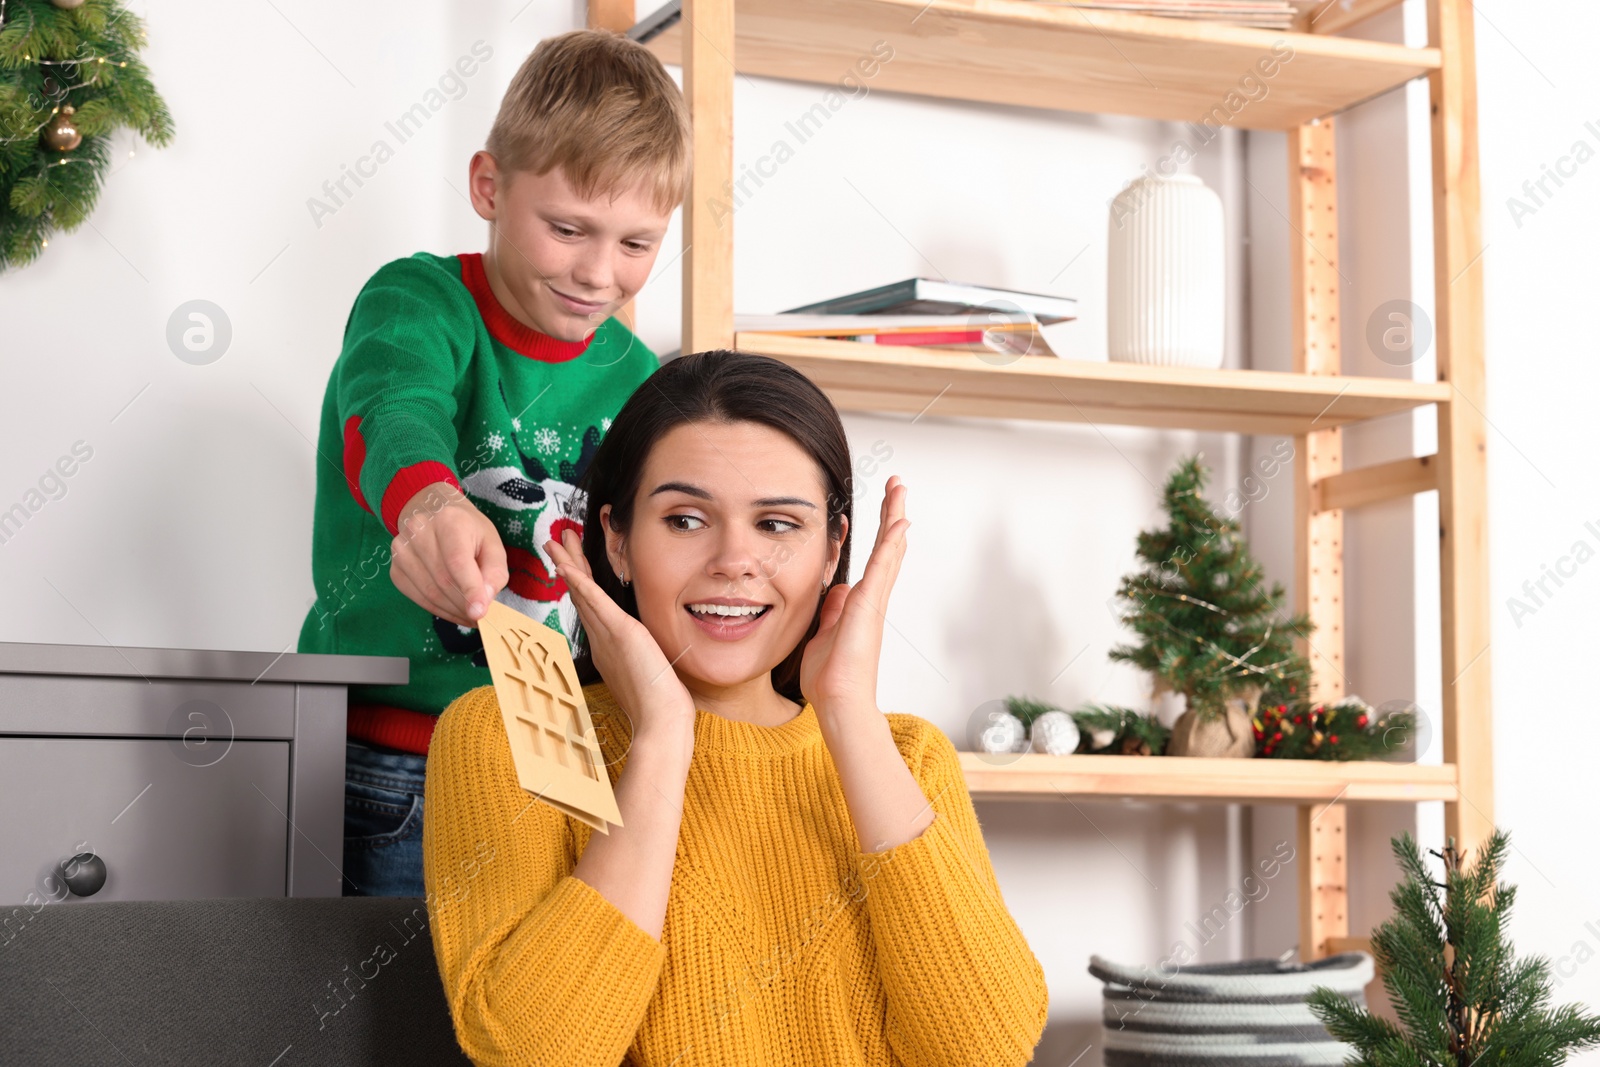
[1328,734,1340,744]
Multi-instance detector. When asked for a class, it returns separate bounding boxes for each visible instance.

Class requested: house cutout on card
[478,600,623,834]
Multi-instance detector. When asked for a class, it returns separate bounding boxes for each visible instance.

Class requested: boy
[296,28,691,897]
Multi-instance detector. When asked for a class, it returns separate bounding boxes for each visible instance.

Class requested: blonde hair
[486,29,692,215]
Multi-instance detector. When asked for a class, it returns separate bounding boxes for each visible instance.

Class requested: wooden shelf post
[681,0,736,355]
[1428,0,1494,860]
[1290,116,1350,961]
[587,0,637,33]
[1298,802,1349,960]
[588,1,639,332]
[1291,118,1348,704]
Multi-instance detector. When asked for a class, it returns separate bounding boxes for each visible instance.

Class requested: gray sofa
[2,896,474,1066]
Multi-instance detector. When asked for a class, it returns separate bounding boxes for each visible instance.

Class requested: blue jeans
[342,741,428,897]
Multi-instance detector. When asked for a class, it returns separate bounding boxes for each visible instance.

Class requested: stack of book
[1026,0,1315,29]
[737,278,1078,358]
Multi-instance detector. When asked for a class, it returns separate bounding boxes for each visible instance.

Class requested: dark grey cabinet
[0,642,407,912]
[2,736,291,902]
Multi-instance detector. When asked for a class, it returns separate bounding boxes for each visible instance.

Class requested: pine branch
[1070,701,1170,755]
[1306,988,1423,1066]
[1310,828,1600,1066]
[0,0,171,270]
[1000,695,1058,730]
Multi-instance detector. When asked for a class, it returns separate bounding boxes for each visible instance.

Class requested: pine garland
[1308,830,1600,1065]
[1069,701,1170,756]
[1110,454,1314,720]
[1003,695,1171,756]
[1254,693,1417,760]
[0,0,172,269]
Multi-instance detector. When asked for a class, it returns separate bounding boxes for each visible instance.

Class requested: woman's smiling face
[600,420,847,692]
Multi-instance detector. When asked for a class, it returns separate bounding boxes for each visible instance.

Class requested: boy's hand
[390,483,509,629]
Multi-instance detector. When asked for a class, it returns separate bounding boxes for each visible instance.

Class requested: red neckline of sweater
[456,252,596,363]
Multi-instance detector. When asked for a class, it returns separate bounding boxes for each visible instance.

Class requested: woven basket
[1089,952,1374,1066]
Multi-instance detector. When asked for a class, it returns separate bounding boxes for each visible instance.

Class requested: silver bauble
[1029,710,1082,755]
[978,709,1027,754]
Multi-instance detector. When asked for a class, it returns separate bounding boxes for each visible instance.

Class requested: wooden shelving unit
[735,332,1451,434]
[960,752,1458,805]
[632,0,1439,128]
[592,0,1493,966]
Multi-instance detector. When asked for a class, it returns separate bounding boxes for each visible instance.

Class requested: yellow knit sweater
[421,681,1049,1067]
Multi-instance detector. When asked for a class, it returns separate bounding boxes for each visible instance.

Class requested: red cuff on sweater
[381,461,462,537]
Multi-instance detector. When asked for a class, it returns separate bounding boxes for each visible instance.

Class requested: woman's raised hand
[545,527,698,737]
[799,474,910,720]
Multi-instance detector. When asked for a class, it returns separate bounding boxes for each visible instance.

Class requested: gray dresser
[0,642,408,909]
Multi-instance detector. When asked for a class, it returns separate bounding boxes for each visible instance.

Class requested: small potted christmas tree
[1308,829,1600,1063]
[1110,454,1313,757]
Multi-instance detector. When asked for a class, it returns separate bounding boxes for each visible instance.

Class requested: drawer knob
[58,852,107,897]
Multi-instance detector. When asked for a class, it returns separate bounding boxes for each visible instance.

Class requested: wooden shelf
[960,752,1458,803]
[640,0,1439,129]
[736,332,1450,434]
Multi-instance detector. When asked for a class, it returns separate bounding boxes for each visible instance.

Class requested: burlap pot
[1167,684,1262,758]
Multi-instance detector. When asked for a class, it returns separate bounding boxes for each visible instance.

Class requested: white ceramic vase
[1106,173,1225,368]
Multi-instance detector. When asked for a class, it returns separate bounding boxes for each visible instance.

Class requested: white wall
[1468,0,1600,1053]
[1243,1,1600,1058]
[1,0,1594,1060]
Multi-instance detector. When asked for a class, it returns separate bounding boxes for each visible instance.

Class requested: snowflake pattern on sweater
[448,377,605,658]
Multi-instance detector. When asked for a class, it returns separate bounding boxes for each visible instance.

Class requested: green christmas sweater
[296,250,659,714]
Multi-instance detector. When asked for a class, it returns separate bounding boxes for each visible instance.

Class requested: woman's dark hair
[570,350,854,704]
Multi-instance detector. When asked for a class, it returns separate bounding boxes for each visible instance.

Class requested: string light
[3,0,167,266]
[36,54,127,66]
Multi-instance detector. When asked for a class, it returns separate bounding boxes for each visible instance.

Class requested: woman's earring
[617,572,630,587]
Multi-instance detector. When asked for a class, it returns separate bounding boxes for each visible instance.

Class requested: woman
[420,350,1048,1067]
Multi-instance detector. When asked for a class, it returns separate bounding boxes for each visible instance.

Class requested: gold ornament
[42,106,82,151]
[51,0,88,8]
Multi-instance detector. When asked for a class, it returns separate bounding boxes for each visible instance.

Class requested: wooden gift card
[478,600,623,834]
